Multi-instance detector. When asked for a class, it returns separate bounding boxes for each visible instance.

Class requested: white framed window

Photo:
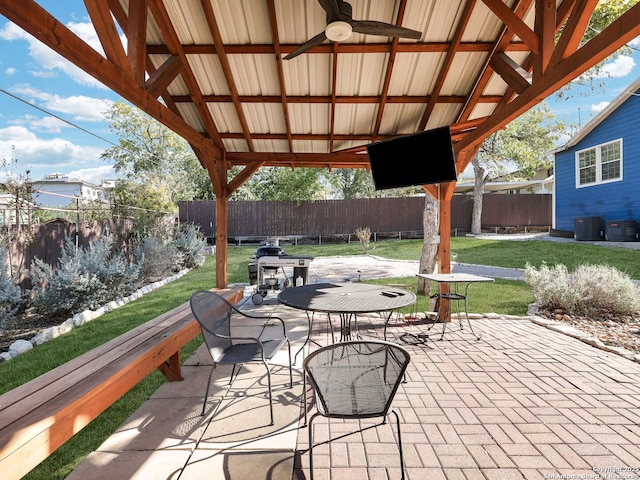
[575,139,622,187]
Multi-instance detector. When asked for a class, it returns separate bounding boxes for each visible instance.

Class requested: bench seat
[0,286,244,480]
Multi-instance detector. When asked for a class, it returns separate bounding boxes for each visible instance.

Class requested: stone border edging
[1,270,190,362]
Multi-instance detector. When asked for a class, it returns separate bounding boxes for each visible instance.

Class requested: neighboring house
[454,174,554,195]
[32,173,108,208]
[455,166,554,195]
[553,76,640,239]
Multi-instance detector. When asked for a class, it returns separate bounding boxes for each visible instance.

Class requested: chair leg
[303,372,308,426]
[286,340,293,387]
[230,364,238,384]
[391,410,405,480]
[264,361,274,425]
[201,365,216,416]
[307,413,318,480]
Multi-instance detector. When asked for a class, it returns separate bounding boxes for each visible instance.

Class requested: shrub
[525,262,640,316]
[355,227,371,254]
[30,233,140,319]
[0,243,22,326]
[173,224,206,269]
[134,237,182,284]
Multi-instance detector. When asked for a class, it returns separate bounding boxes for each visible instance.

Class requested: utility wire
[0,87,169,170]
[0,87,120,148]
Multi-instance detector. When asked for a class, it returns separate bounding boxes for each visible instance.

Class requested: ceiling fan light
[325,21,352,42]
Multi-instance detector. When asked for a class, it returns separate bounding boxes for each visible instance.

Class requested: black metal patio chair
[190,290,292,425]
[303,340,411,479]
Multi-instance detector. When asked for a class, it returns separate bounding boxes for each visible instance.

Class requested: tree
[322,169,376,199]
[101,102,213,205]
[101,102,214,237]
[469,103,563,234]
[238,167,326,201]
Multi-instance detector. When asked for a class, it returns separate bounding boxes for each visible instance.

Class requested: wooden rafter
[371,0,410,141]
[199,0,255,153]
[148,0,225,158]
[127,0,148,86]
[456,1,640,157]
[419,0,477,131]
[267,0,294,153]
[146,41,531,56]
[170,94,504,104]
[457,0,534,123]
[84,0,129,72]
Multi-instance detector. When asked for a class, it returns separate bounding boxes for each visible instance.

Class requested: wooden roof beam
[419,0,477,131]
[482,0,539,53]
[226,152,369,168]
[227,163,264,196]
[371,0,411,141]
[457,0,534,122]
[533,0,556,78]
[548,0,599,66]
[147,41,531,56]
[148,0,226,159]
[490,51,532,93]
[456,1,640,155]
[170,94,504,104]
[144,55,183,98]
[84,0,129,72]
[267,0,294,152]
[200,0,255,152]
[0,0,221,160]
[127,0,148,86]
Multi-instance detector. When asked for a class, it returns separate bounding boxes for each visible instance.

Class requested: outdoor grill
[247,246,313,305]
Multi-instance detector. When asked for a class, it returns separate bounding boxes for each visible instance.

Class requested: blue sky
[0,2,639,185]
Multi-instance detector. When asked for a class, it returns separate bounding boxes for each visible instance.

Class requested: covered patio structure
[1,0,639,288]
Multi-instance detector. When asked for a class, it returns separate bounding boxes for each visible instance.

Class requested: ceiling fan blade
[284,31,328,60]
[351,20,422,40]
[317,0,341,20]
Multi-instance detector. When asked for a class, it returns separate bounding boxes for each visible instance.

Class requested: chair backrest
[190,290,235,361]
[303,340,410,418]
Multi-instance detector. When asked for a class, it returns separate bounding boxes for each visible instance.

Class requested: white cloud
[4,67,16,75]
[0,125,105,180]
[68,165,118,185]
[29,116,69,134]
[594,55,636,78]
[591,101,610,113]
[11,84,113,122]
[0,20,117,89]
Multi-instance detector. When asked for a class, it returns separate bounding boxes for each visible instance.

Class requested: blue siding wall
[554,90,640,232]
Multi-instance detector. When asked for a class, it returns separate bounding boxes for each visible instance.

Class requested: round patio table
[278,282,416,344]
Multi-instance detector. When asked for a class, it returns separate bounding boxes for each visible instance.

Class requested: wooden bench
[0,286,244,480]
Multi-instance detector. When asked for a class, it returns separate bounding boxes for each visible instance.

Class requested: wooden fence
[5,219,128,289]
[179,194,551,242]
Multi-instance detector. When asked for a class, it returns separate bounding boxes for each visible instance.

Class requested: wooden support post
[215,193,228,289]
[157,351,183,381]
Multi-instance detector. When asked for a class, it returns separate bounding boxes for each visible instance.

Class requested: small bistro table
[278,282,416,351]
[417,273,494,340]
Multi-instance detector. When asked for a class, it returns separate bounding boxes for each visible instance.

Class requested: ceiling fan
[284,0,422,60]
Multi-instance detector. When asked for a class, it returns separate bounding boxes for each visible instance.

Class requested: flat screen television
[366,126,457,190]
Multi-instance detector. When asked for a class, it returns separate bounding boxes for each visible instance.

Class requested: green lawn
[6,236,640,479]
